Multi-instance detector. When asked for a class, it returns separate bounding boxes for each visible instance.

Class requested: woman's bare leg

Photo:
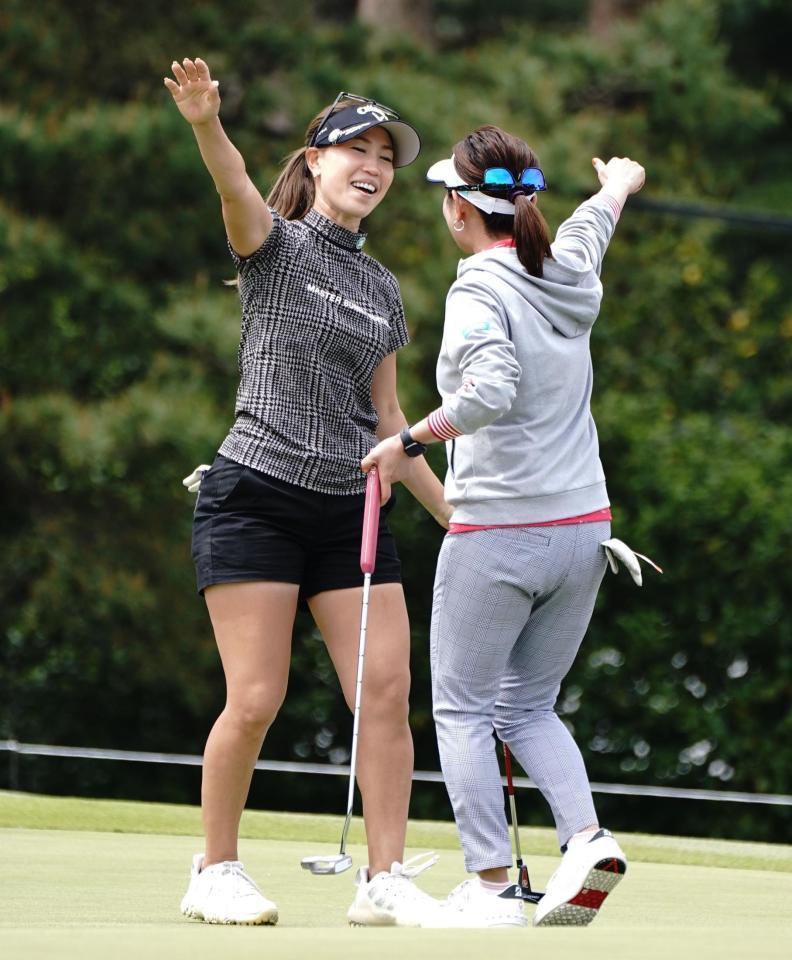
[201,581,299,865]
[308,583,412,876]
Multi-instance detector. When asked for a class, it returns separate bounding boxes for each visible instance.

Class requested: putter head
[502,882,544,905]
[300,853,353,875]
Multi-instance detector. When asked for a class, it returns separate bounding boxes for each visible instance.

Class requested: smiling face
[306,126,396,231]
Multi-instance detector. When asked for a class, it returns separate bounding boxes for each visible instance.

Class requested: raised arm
[552,155,645,274]
[164,57,272,256]
[592,155,646,209]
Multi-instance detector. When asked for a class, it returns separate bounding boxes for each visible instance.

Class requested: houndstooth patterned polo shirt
[218,207,409,495]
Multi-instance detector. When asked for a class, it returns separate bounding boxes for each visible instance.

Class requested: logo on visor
[329,121,372,143]
[357,103,389,123]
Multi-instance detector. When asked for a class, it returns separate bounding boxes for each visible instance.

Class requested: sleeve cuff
[599,191,623,221]
[427,408,463,440]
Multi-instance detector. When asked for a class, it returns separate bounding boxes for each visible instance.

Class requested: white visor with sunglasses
[426,156,519,215]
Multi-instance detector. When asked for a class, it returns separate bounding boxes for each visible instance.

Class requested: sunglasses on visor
[310,91,401,147]
[453,167,547,194]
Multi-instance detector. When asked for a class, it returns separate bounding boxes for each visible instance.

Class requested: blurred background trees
[1,0,790,840]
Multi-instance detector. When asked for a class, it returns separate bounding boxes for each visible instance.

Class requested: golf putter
[503,742,544,904]
[301,468,382,876]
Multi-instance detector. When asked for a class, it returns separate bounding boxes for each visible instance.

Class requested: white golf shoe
[421,879,527,928]
[180,853,278,925]
[532,828,626,926]
[347,852,440,927]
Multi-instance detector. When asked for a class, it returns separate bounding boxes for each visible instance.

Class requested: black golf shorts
[192,454,401,599]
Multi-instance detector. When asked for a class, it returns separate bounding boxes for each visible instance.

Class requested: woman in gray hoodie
[362,125,645,928]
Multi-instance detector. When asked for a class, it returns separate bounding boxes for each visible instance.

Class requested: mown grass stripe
[1,790,790,872]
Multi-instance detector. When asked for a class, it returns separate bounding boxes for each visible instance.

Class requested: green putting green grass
[2,790,791,960]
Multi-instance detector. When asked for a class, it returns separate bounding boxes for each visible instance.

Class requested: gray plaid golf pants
[430,522,610,872]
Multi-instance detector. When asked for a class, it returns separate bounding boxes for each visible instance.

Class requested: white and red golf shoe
[532,828,626,926]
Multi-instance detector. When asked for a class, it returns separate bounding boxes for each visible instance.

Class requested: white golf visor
[426,156,517,215]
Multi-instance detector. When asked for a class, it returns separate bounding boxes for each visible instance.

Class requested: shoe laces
[445,879,476,905]
[211,860,262,896]
[366,852,439,904]
[391,851,439,880]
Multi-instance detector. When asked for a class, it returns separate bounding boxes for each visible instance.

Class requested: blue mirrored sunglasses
[453,166,547,195]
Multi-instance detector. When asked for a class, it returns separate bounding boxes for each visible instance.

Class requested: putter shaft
[303,470,381,876]
[503,742,542,899]
[340,568,372,856]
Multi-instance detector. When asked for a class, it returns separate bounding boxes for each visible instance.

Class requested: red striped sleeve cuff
[427,408,463,441]
[601,192,623,221]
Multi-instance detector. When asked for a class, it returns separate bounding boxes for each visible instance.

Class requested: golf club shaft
[503,743,524,865]
[503,743,544,903]
[340,568,372,855]
[504,741,539,896]
[339,469,381,856]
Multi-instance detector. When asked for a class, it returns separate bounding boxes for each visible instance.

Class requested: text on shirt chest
[306,282,390,327]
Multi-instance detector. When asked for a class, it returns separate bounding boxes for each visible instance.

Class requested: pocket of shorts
[199,457,247,513]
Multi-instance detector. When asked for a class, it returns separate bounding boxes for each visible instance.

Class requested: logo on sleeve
[461,320,492,339]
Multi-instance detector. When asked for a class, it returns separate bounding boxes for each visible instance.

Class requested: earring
[453,219,465,232]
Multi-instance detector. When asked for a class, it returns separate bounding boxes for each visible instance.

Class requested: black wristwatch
[399,426,427,458]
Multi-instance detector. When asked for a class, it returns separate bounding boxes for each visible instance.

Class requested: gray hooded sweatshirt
[436,191,620,524]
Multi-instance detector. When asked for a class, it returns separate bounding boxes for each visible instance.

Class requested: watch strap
[399,426,427,457]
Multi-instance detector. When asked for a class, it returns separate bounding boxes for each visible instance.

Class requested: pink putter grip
[360,469,382,574]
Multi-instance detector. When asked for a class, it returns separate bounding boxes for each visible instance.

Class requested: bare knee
[224,683,287,737]
[359,669,410,726]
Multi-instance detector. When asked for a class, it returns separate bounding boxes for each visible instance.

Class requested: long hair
[452,125,553,278]
[266,97,361,220]
[223,99,364,286]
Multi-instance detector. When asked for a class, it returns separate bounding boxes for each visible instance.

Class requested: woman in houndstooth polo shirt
[164,58,450,928]
[363,125,646,928]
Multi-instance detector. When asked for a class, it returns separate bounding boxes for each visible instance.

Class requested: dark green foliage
[1,0,790,840]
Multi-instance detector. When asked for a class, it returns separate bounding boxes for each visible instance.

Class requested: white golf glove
[183,464,211,494]
[601,538,663,587]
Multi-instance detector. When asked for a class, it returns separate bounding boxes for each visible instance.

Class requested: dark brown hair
[452,125,553,277]
[267,98,362,220]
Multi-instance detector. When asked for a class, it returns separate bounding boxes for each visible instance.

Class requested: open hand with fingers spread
[164,57,220,126]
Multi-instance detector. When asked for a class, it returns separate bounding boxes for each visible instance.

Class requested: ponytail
[477,198,552,278]
[453,125,554,278]
[512,194,552,278]
[266,147,315,220]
